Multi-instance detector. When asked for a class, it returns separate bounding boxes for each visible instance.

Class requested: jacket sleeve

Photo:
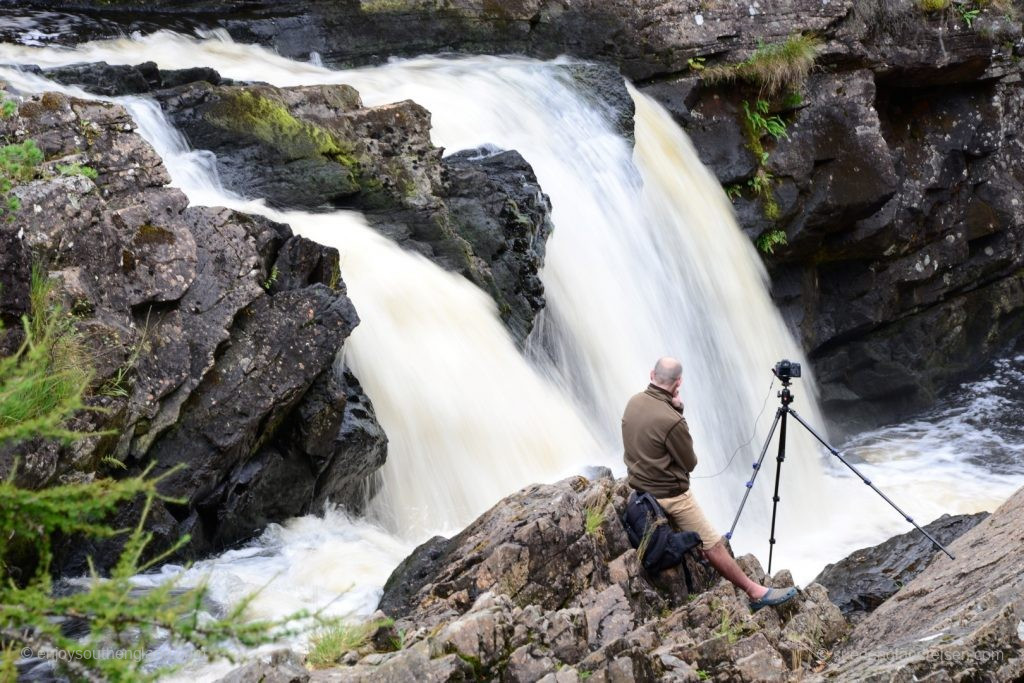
[665,418,698,473]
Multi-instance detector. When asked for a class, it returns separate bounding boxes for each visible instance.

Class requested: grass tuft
[306,619,391,668]
[0,266,93,443]
[584,505,605,536]
[703,34,821,96]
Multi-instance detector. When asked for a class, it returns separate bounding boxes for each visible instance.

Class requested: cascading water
[3,29,1022,679]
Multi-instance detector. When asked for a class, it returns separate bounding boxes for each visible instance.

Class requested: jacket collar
[646,383,683,412]
[646,383,674,402]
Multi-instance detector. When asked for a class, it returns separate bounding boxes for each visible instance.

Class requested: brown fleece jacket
[621,383,698,498]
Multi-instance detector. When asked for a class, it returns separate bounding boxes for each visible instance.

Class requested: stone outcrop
[812,512,988,621]
[279,472,852,682]
[819,485,1024,681]
[0,89,386,571]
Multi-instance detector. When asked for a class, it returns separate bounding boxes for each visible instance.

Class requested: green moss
[133,223,176,246]
[206,89,387,198]
[327,257,342,291]
[359,0,415,11]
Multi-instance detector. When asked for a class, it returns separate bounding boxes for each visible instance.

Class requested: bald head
[651,357,682,388]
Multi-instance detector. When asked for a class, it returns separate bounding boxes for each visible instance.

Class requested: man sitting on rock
[621,357,797,612]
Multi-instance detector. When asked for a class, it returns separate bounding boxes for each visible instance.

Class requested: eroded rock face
[0,90,387,571]
[281,472,851,682]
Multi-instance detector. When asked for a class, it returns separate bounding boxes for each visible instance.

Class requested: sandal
[749,586,798,612]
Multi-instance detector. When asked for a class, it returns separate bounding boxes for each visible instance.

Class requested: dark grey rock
[812,512,989,617]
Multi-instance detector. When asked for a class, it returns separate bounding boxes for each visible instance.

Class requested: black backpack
[621,491,703,588]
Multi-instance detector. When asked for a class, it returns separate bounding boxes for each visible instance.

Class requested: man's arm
[665,418,698,472]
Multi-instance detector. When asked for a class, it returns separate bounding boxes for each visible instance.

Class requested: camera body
[773,359,801,381]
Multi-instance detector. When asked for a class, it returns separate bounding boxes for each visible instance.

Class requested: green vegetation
[738,99,790,251]
[917,0,951,11]
[711,600,754,645]
[100,323,149,399]
[635,516,665,565]
[954,1,981,25]
[0,268,322,681]
[0,139,43,221]
[306,619,391,668]
[0,267,92,444]
[56,162,99,180]
[756,228,789,254]
[702,34,821,96]
[583,505,605,536]
[262,265,280,292]
[1,99,16,119]
[744,99,789,143]
[696,669,710,681]
[703,36,813,255]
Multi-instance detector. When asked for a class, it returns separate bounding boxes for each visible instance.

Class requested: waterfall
[3,30,1006,637]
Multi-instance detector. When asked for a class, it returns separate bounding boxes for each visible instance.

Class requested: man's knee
[701,536,726,556]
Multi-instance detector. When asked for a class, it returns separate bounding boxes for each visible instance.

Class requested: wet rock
[444,147,553,343]
[0,90,387,571]
[813,512,989,619]
[820,485,1024,681]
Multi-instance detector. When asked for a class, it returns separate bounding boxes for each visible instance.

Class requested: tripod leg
[726,407,783,541]
[767,409,788,575]
[787,408,956,561]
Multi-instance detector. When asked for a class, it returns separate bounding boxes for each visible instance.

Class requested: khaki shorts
[656,489,723,550]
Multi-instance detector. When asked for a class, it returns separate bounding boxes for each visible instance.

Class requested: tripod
[725,370,956,574]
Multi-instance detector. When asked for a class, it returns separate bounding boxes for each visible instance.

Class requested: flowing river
[1,29,1022,680]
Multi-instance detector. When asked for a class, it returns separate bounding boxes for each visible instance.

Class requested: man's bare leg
[702,540,768,600]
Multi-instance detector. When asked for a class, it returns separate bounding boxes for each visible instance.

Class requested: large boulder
[0,90,387,571]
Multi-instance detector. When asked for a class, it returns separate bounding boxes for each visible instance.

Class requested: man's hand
[671,391,683,411]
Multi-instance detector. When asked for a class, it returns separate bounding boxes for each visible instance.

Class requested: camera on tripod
[773,359,801,381]
[726,356,955,572]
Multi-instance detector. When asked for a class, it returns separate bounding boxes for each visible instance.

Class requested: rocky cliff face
[0,89,386,571]
[669,3,1024,429]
